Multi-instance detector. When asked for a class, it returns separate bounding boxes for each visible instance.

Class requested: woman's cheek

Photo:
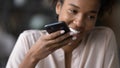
[85,23,95,33]
[59,13,73,23]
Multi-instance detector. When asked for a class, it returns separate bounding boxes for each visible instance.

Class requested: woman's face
[56,0,100,38]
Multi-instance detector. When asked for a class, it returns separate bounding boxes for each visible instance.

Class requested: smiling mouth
[69,28,80,34]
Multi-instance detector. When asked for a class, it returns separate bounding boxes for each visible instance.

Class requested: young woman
[6,0,119,68]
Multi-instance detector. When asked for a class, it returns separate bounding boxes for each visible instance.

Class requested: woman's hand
[19,30,73,68]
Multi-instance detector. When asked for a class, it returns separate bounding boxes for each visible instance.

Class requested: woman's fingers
[44,30,65,40]
[47,32,72,44]
[48,36,73,52]
[42,31,75,50]
[31,31,76,60]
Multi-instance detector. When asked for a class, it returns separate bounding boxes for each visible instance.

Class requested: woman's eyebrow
[69,3,98,14]
[69,3,80,9]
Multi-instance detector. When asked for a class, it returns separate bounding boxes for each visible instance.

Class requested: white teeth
[69,28,80,34]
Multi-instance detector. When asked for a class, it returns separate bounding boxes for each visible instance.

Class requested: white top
[6,27,119,68]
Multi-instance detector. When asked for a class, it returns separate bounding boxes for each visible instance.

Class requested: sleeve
[6,32,30,68]
[103,28,120,68]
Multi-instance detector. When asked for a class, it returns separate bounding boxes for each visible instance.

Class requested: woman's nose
[73,14,85,28]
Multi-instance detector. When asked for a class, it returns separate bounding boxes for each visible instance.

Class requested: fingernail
[60,30,65,34]
[69,32,74,36]
[72,36,77,40]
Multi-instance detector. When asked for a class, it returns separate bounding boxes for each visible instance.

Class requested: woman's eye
[87,15,96,20]
[69,9,78,14]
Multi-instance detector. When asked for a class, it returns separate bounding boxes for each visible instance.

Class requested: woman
[6,0,119,68]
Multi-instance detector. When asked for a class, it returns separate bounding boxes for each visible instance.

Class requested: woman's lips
[69,28,80,34]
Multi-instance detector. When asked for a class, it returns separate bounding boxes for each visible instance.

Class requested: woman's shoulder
[93,26,114,33]
[88,26,115,42]
[19,29,47,38]
[22,29,47,35]
[91,26,115,37]
[17,30,47,43]
[15,30,48,47]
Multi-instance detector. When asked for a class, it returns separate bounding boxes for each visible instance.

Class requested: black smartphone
[44,21,70,34]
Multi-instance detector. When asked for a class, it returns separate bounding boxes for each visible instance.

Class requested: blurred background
[0,0,56,67]
[0,0,120,67]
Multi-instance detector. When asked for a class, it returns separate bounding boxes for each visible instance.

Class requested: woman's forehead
[63,0,100,11]
[63,0,100,6]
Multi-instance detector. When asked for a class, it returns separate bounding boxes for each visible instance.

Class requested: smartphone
[44,21,70,34]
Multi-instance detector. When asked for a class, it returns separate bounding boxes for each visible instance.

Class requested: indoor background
[0,0,120,68]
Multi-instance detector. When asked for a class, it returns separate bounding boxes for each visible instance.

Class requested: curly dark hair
[50,0,116,17]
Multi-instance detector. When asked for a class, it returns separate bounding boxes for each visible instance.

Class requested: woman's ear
[56,2,62,15]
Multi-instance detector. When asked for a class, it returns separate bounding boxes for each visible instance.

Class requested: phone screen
[44,21,70,34]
